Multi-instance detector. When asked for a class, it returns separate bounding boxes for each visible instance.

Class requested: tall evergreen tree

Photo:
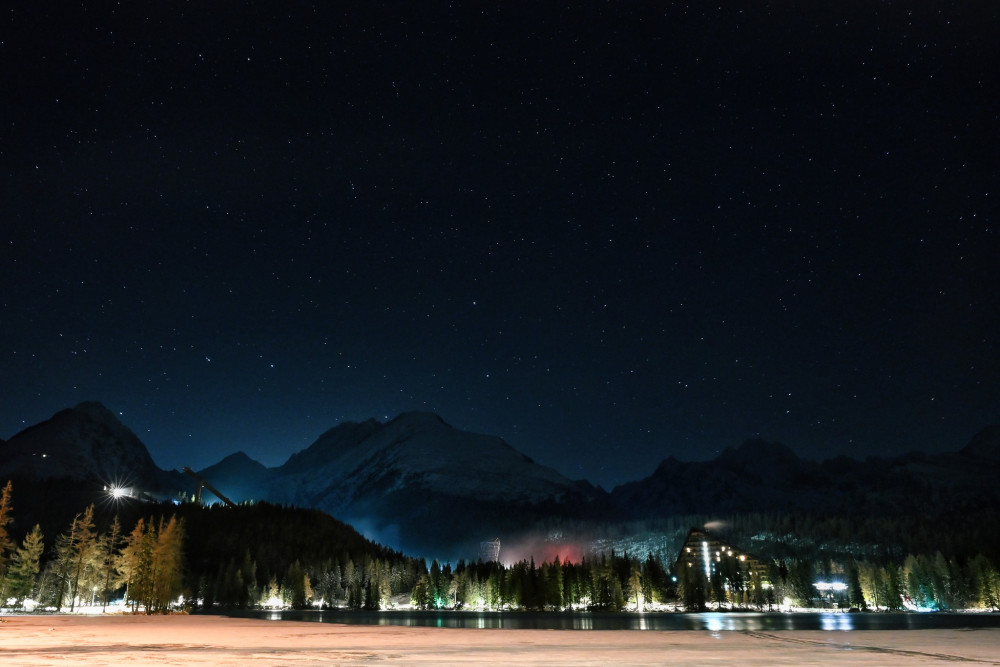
[52,505,100,611]
[884,564,904,611]
[787,560,815,607]
[627,566,643,610]
[118,517,155,612]
[5,523,44,607]
[0,481,14,586]
[99,515,123,611]
[848,561,866,609]
[150,515,184,612]
[285,560,308,608]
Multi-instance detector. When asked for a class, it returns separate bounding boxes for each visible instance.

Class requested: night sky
[3,3,997,489]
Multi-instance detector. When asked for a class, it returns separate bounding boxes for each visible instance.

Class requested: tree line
[2,479,999,613]
[0,481,184,612]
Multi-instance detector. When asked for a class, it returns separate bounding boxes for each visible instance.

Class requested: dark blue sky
[2,2,997,488]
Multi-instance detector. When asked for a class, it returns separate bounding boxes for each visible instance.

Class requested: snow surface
[0,614,997,666]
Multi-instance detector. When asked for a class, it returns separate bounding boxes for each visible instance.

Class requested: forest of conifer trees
[1,480,999,614]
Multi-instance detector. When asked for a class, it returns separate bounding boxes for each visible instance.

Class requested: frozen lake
[3,615,1000,665]
[228,608,1000,631]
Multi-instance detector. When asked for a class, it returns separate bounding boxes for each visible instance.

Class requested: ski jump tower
[479,538,501,563]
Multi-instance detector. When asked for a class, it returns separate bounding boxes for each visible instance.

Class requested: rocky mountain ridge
[2,401,998,560]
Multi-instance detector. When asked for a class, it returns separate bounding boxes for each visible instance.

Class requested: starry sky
[2,2,997,489]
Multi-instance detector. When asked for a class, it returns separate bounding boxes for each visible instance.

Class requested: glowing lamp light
[813,582,847,592]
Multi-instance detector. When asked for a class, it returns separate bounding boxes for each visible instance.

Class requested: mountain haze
[229,412,602,557]
[3,402,999,561]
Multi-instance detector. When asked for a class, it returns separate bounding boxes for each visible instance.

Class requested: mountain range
[1,401,998,561]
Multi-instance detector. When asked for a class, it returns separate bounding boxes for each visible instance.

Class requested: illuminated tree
[543,557,565,609]
[285,560,305,607]
[627,566,643,610]
[52,504,100,611]
[428,560,445,607]
[262,575,280,606]
[641,552,669,605]
[377,559,392,607]
[884,564,904,610]
[343,559,363,608]
[749,568,766,610]
[98,516,122,611]
[590,555,624,610]
[787,560,814,607]
[679,561,706,611]
[118,517,156,612]
[362,561,381,610]
[4,523,44,606]
[848,561,867,609]
[150,515,184,612]
[709,566,727,610]
[970,555,1000,611]
[316,560,344,606]
[930,552,953,609]
[0,481,13,583]
[410,573,430,608]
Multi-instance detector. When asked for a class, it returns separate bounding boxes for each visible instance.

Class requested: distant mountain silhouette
[610,432,1000,521]
[196,451,271,503]
[959,425,1000,461]
[3,402,998,561]
[0,402,177,490]
[251,411,605,558]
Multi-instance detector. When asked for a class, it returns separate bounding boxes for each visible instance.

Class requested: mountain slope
[959,425,1000,461]
[253,412,604,558]
[196,451,274,503]
[5,402,998,562]
[0,402,167,488]
[270,412,590,506]
[610,433,1000,520]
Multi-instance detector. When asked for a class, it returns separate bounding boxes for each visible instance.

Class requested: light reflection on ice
[820,613,854,631]
[243,609,993,633]
[701,612,765,632]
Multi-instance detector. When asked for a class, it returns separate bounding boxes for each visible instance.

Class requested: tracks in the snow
[744,631,1000,664]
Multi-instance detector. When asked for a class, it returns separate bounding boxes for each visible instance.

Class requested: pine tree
[262,574,281,606]
[285,560,307,608]
[239,550,258,607]
[71,505,100,610]
[0,481,14,585]
[150,515,184,612]
[118,517,155,612]
[376,559,392,608]
[848,561,866,609]
[641,552,662,605]
[884,564,904,610]
[410,573,430,609]
[5,524,44,607]
[99,516,123,611]
[52,505,100,611]
[628,566,643,611]
[545,557,565,609]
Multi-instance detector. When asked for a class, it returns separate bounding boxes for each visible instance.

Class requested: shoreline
[2,614,999,665]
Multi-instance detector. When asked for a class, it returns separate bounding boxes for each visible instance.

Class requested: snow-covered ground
[1,614,998,665]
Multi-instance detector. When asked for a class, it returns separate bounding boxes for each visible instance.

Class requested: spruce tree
[5,524,44,607]
[150,515,184,612]
[99,516,122,611]
[52,505,99,611]
[0,481,14,584]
